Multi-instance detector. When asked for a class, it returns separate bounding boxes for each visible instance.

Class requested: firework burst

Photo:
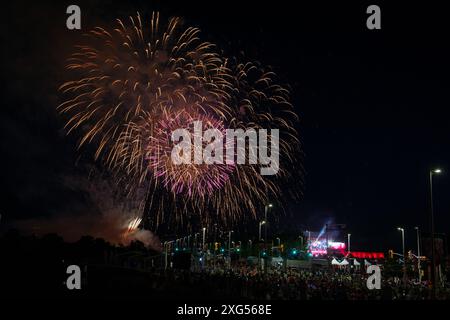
[59,12,303,230]
[146,109,235,198]
[58,12,230,168]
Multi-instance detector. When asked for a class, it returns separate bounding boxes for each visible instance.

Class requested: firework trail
[58,12,303,230]
[126,217,142,233]
[122,216,142,239]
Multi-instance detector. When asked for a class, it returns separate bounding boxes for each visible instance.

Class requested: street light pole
[397,227,406,285]
[164,241,174,270]
[264,206,267,245]
[202,227,206,251]
[259,221,265,241]
[415,227,421,282]
[228,231,233,253]
[347,233,351,253]
[429,168,441,298]
[228,231,233,269]
[264,204,273,246]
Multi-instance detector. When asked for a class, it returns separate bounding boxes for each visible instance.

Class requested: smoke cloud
[7,173,162,252]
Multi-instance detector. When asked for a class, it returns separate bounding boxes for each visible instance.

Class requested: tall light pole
[429,168,442,297]
[202,227,206,251]
[415,227,421,282]
[347,233,351,253]
[264,204,273,245]
[164,240,174,270]
[259,221,266,241]
[397,227,406,285]
[306,230,311,251]
[228,231,233,269]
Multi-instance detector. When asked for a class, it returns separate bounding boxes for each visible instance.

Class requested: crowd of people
[2,231,449,300]
[148,265,450,300]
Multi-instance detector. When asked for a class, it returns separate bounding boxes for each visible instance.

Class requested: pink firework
[146,109,235,198]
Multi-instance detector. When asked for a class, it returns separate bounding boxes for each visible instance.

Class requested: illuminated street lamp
[397,227,406,285]
[298,235,304,249]
[202,227,206,251]
[259,221,266,241]
[276,237,281,246]
[429,168,442,298]
[306,230,311,246]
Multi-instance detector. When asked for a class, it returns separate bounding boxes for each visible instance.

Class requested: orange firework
[58,12,303,229]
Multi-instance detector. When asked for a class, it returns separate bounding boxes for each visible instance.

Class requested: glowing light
[58,12,302,228]
[328,241,346,250]
[350,252,385,259]
[146,110,235,197]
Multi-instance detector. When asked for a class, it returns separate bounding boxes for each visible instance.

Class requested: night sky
[1,1,449,252]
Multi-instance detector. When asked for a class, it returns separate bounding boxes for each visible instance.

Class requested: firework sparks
[127,217,142,233]
[58,11,229,168]
[59,12,303,229]
[146,109,235,197]
[122,216,142,240]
